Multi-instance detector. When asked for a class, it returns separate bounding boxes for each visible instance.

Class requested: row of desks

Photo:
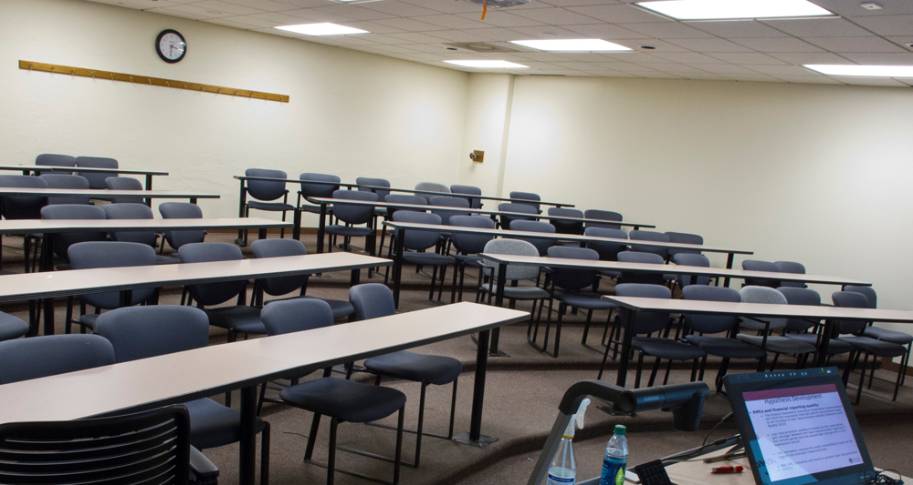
[0,248,527,484]
[0,186,219,203]
[0,163,169,190]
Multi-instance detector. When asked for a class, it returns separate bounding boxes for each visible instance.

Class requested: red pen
[712,465,744,474]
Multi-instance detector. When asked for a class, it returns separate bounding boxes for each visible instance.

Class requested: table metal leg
[316,204,327,254]
[237,180,247,245]
[239,385,257,485]
[616,309,635,387]
[723,252,735,287]
[42,298,55,336]
[454,329,497,447]
[816,320,834,367]
[392,228,405,308]
[145,173,153,191]
[292,209,301,241]
[350,268,361,286]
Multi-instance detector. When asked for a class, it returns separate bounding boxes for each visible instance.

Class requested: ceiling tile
[623,21,714,38]
[666,37,754,52]
[689,20,786,39]
[566,4,664,24]
[510,7,602,25]
[708,52,787,65]
[807,36,907,53]
[762,18,872,37]
[852,15,913,36]
[733,37,824,53]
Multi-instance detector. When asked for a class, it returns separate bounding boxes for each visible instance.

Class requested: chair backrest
[615,283,672,335]
[449,215,496,255]
[75,156,118,189]
[0,406,191,485]
[36,153,76,167]
[548,207,584,234]
[0,175,47,220]
[450,184,482,209]
[40,204,108,259]
[250,238,309,296]
[244,168,287,202]
[261,298,334,336]
[666,231,703,256]
[95,305,209,362]
[671,253,712,286]
[509,191,541,210]
[68,242,157,309]
[843,285,876,308]
[584,209,623,229]
[584,227,628,261]
[105,176,144,203]
[0,334,114,384]
[617,250,666,285]
[38,174,90,205]
[774,260,807,288]
[429,196,470,225]
[739,286,788,331]
[546,246,599,291]
[356,177,391,199]
[415,182,449,194]
[392,210,442,250]
[482,238,540,281]
[384,193,426,219]
[741,259,780,287]
[497,202,538,228]
[777,287,821,333]
[629,230,670,258]
[350,283,396,320]
[299,173,340,199]
[331,189,377,224]
[178,242,245,306]
[509,220,556,256]
[159,202,205,249]
[831,291,871,335]
[103,203,156,247]
[682,286,741,335]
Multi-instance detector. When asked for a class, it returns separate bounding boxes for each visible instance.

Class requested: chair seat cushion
[684,335,767,359]
[839,335,907,357]
[558,292,617,310]
[0,313,28,341]
[479,283,549,300]
[185,398,265,450]
[455,254,483,266]
[207,306,267,335]
[365,351,462,385]
[863,326,913,344]
[326,225,373,237]
[402,252,454,266]
[247,201,294,212]
[632,337,705,360]
[786,333,854,354]
[737,334,816,355]
[155,254,181,265]
[280,377,406,423]
[298,204,323,214]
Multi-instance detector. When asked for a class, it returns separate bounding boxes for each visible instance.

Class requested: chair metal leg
[448,379,458,439]
[893,356,903,402]
[261,421,271,485]
[64,297,74,334]
[553,303,564,358]
[428,266,438,301]
[597,340,612,381]
[304,413,321,462]
[647,357,660,387]
[634,352,645,389]
[843,351,858,385]
[414,384,428,467]
[437,266,447,302]
[327,418,338,485]
[256,382,267,416]
[662,359,673,385]
[856,353,868,405]
[581,309,594,346]
[868,358,877,389]
[393,408,404,485]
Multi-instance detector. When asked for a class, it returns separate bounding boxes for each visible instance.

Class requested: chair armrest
[189,446,219,485]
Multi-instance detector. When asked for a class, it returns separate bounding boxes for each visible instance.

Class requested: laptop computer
[724,367,877,485]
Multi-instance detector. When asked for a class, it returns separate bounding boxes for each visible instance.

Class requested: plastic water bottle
[599,425,628,485]
[547,399,590,485]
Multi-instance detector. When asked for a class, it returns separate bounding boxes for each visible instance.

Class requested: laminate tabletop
[0,164,169,176]
[0,217,291,235]
[0,302,529,425]
[480,253,869,287]
[0,187,219,199]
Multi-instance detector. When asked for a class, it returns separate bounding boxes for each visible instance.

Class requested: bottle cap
[614,425,627,436]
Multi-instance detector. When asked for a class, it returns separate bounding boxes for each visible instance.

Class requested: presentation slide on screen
[744,384,863,483]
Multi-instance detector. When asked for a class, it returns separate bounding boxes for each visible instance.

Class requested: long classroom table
[0,252,387,336]
[605,296,913,387]
[0,302,529,485]
[0,217,294,272]
[0,187,219,203]
[234,174,574,210]
[0,164,169,189]
[308,197,654,253]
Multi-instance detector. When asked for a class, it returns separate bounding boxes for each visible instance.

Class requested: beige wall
[0,0,470,220]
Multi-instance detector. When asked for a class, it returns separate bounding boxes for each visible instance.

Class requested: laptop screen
[724,368,875,485]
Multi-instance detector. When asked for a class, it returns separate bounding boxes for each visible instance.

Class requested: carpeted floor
[2,229,912,484]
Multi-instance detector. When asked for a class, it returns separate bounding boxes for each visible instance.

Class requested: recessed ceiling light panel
[510,38,631,52]
[636,0,834,20]
[805,64,913,77]
[444,60,529,69]
[275,23,368,36]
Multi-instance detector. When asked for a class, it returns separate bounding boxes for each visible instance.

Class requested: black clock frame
[155,29,187,64]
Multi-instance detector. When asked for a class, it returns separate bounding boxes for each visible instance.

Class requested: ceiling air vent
[446,42,518,53]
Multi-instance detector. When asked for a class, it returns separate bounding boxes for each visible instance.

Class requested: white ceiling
[88,0,913,87]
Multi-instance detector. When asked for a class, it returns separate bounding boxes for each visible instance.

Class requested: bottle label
[599,457,626,485]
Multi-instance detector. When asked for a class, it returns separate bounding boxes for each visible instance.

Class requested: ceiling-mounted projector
[468,0,531,7]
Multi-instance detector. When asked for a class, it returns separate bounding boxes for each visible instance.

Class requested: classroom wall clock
[156,29,187,63]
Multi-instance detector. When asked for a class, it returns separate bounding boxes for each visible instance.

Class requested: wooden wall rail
[18,59,290,103]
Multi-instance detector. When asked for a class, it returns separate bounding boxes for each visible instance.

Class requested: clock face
[156,29,187,63]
